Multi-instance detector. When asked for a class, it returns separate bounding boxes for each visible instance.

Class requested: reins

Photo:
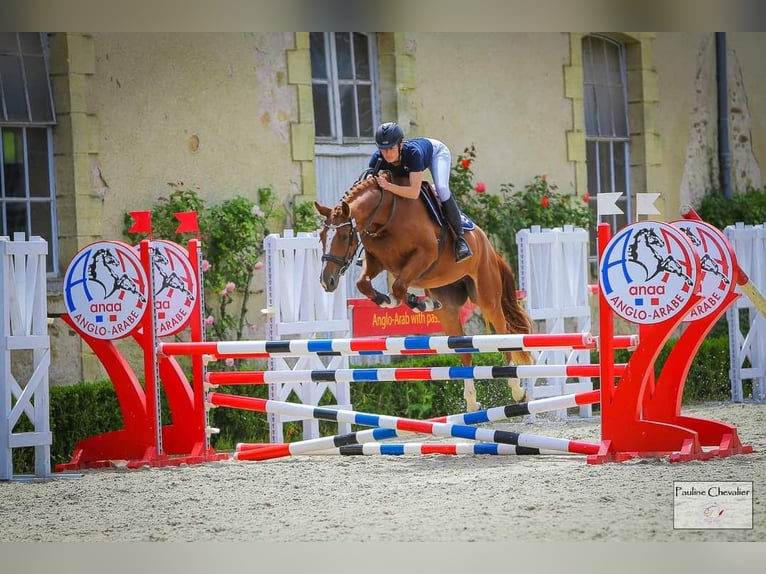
[362,186,397,238]
[320,173,400,275]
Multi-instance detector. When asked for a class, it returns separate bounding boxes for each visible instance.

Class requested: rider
[369,122,473,263]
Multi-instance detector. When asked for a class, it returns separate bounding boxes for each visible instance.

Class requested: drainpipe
[716,32,733,199]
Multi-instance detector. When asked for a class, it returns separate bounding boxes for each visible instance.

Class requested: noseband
[321,219,359,277]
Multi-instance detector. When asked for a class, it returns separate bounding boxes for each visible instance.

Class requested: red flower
[475,182,486,193]
[583,192,590,203]
[541,174,547,182]
[541,196,550,208]
[461,159,471,169]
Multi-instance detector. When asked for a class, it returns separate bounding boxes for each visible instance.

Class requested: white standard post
[516,226,594,420]
[0,236,10,480]
[265,231,353,442]
[725,223,766,401]
[0,234,52,480]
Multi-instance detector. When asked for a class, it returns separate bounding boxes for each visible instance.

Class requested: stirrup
[455,239,473,262]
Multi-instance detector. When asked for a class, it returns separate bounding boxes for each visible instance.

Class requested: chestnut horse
[314,173,534,411]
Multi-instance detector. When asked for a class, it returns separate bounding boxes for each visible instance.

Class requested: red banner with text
[348,298,443,337]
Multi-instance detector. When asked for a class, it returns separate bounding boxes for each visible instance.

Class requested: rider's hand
[376,176,388,190]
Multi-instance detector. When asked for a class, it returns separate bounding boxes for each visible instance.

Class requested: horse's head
[679,226,701,247]
[642,228,665,248]
[314,200,359,293]
[150,247,170,266]
[91,248,119,270]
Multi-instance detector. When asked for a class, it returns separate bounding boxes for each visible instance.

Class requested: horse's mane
[341,170,392,204]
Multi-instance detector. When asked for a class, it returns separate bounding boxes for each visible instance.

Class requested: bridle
[321,219,359,277]
[320,178,398,276]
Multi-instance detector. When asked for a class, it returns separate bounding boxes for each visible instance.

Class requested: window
[582,35,631,260]
[310,32,377,144]
[0,32,57,274]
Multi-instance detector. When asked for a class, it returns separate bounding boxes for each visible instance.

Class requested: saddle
[355,168,474,231]
[418,181,475,231]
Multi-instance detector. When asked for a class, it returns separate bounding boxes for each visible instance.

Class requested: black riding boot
[441,196,473,262]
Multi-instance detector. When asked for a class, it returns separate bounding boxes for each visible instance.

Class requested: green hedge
[608,335,737,402]
[9,335,742,473]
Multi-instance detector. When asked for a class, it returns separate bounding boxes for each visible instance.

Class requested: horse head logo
[150,246,196,300]
[679,226,730,285]
[627,227,694,287]
[87,247,147,302]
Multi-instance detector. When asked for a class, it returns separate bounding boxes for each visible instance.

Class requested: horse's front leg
[389,249,439,308]
[356,254,401,308]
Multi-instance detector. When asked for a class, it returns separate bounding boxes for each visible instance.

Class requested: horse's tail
[495,251,533,335]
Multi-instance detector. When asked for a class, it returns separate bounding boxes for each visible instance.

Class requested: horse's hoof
[509,379,527,403]
[419,298,442,313]
[380,295,400,308]
[464,397,481,412]
[411,298,442,313]
[511,388,527,403]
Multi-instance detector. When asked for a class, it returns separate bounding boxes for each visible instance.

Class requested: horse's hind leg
[507,350,532,401]
[473,277,529,403]
[484,311,528,402]
[405,292,442,313]
[431,287,480,412]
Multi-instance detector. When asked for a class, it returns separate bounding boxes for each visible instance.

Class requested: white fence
[0,234,51,480]
[264,231,353,442]
[516,225,594,418]
[724,223,766,401]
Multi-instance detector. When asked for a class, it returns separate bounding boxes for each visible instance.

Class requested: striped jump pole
[208,392,600,460]
[234,389,602,460]
[282,443,547,456]
[160,332,594,359]
[207,364,626,386]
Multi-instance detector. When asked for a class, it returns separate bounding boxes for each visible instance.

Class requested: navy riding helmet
[375,122,404,149]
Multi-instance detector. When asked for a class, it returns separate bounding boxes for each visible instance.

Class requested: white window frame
[583,34,632,265]
[311,32,380,149]
[0,32,58,275]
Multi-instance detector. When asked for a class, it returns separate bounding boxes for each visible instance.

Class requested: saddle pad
[419,184,475,230]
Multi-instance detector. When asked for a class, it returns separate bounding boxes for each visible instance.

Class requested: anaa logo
[599,221,699,324]
[64,241,148,339]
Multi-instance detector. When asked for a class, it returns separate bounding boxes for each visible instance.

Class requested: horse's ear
[314,201,330,217]
[341,201,351,218]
